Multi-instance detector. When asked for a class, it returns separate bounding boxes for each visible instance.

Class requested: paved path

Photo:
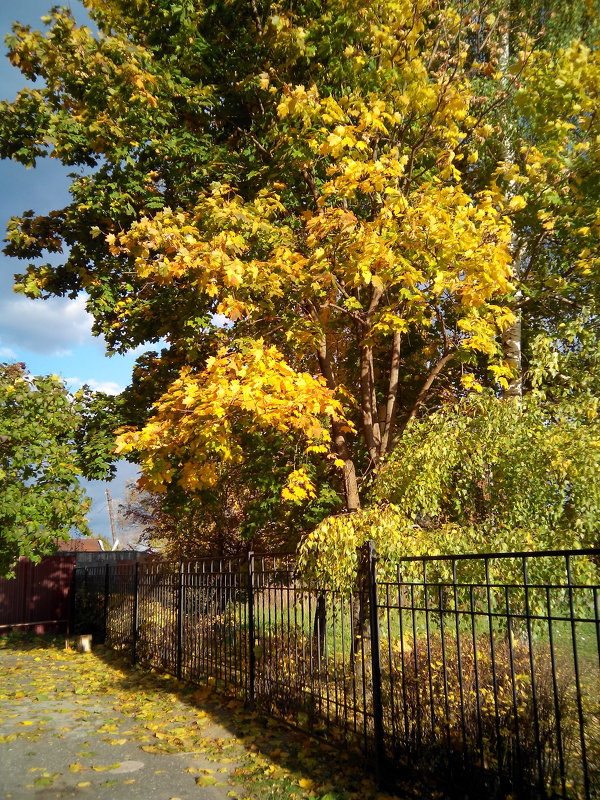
[0,637,389,800]
[0,642,248,800]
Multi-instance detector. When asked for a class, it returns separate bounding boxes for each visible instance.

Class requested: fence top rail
[73,552,296,574]
[390,546,600,564]
[73,546,600,575]
[378,578,600,590]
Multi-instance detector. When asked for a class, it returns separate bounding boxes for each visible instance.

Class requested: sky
[1,0,142,545]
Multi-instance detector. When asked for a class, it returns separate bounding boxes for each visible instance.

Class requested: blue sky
[1,0,141,544]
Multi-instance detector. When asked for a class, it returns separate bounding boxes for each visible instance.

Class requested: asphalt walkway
[0,642,246,799]
[0,636,389,800]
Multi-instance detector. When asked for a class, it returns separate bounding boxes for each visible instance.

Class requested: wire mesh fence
[73,546,599,799]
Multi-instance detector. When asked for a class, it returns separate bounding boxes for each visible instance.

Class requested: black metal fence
[73,546,600,800]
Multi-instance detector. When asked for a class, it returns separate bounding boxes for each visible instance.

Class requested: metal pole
[367,541,387,789]
[177,561,184,680]
[247,551,256,705]
[132,562,139,665]
[105,487,117,548]
[103,564,110,644]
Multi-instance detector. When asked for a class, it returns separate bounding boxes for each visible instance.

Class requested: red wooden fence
[0,556,76,633]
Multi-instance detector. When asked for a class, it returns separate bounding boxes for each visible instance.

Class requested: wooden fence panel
[0,556,76,632]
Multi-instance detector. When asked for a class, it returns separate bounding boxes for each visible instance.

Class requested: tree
[299,318,600,589]
[119,425,342,559]
[1,1,598,531]
[467,0,600,396]
[0,363,91,576]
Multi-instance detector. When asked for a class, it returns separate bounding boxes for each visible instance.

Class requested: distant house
[55,538,105,554]
[54,538,152,565]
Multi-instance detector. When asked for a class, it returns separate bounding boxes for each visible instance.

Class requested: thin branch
[399,350,455,435]
[435,304,449,353]
[301,168,320,207]
[249,0,263,35]
[235,126,269,157]
[320,301,364,324]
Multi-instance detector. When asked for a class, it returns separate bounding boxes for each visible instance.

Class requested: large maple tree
[1,0,598,529]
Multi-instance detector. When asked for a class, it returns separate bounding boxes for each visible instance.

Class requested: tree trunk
[502,311,522,398]
[312,592,326,663]
[500,23,523,400]
[315,330,361,512]
[351,544,370,661]
[380,331,401,455]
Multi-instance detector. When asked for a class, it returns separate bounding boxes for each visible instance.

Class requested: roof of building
[55,538,104,553]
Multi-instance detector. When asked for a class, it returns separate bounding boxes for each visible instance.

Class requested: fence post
[247,551,256,706]
[132,562,139,665]
[367,541,387,789]
[177,561,184,680]
[102,564,110,645]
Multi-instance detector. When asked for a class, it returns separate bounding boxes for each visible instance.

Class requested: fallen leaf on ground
[196,775,218,786]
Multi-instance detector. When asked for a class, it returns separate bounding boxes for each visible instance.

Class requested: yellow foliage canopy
[115,341,348,494]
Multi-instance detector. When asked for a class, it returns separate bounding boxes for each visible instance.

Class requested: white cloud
[0,292,96,356]
[0,345,17,359]
[65,376,123,395]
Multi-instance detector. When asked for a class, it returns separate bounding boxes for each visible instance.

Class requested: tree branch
[399,351,454,435]
[249,0,263,35]
[360,344,379,463]
[380,330,401,454]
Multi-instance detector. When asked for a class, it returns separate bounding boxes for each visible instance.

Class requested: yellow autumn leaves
[115,342,349,497]
[107,0,598,507]
[112,164,515,499]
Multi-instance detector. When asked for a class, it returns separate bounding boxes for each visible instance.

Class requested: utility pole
[106,487,117,547]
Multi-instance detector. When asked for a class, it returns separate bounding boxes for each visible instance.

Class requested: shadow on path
[0,634,402,800]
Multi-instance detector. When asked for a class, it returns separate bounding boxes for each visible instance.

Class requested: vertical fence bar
[177,561,184,680]
[132,561,139,666]
[566,554,590,799]
[484,558,502,777]
[367,541,386,788]
[453,559,467,756]
[103,564,110,644]
[523,556,543,793]
[422,560,436,737]
[504,583,523,790]
[594,586,600,672]
[545,584,567,798]
[247,551,255,705]
[397,564,410,747]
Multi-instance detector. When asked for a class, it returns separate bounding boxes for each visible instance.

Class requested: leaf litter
[0,633,406,799]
